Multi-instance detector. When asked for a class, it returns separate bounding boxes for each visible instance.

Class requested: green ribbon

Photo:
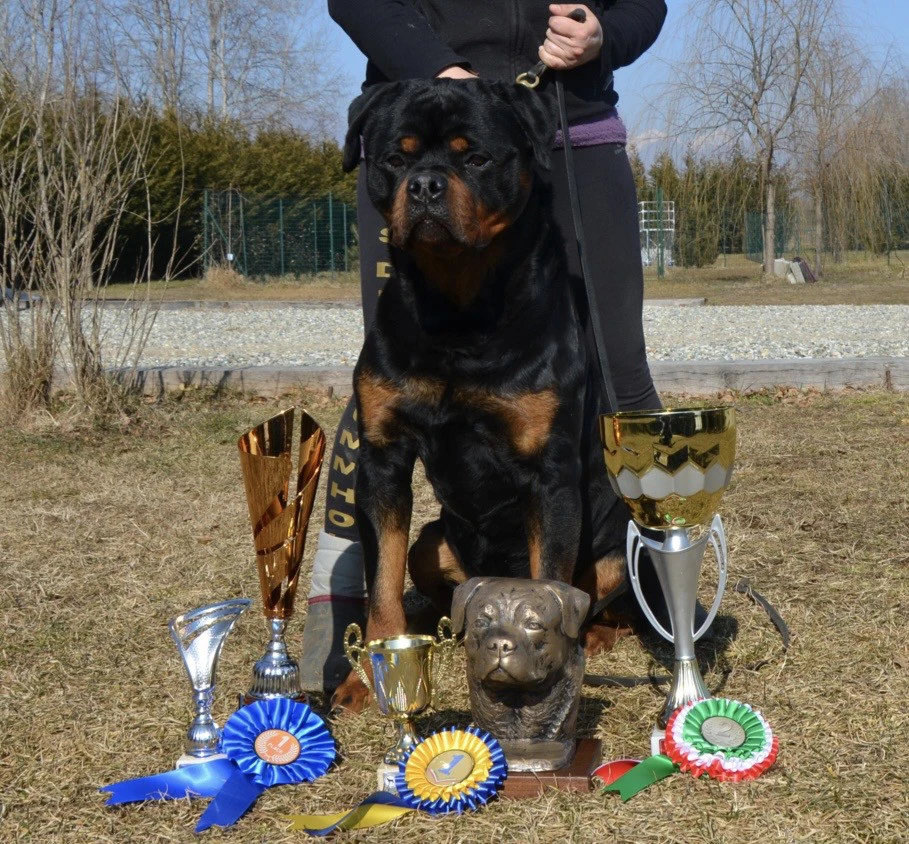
[600,755,679,802]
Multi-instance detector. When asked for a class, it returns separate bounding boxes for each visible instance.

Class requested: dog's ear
[546,581,591,639]
[343,84,395,172]
[451,577,491,634]
[506,84,557,171]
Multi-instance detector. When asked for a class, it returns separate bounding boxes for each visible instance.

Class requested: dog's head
[342,79,555,255]
[451,577,589,689]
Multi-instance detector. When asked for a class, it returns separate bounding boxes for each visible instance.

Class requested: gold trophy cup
[344,620,456,790]
[600,406,735,746]
[238,408,325,704]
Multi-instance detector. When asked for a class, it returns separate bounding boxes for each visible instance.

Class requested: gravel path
[108,304,909,369]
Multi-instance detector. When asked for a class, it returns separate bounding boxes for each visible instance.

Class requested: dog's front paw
[330,673,371,715]
[582,622,632,658]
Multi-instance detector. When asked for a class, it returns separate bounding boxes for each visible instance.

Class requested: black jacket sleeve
[327,0,469,80]
[593,0,667,73]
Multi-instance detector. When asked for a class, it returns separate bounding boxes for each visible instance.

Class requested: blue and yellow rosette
[288,727,506,835]
[602,698,778,801]
[395,726,507,814]
[101,698,335,833]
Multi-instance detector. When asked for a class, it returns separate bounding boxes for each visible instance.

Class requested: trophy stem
[245,617,307,704]
[185,687,220,756]
[385,718,419,765]
[630,524,724,729]
[660,657,711,728]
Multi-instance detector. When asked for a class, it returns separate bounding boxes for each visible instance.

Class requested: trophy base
[175,751,228,768]
[240,691,309,707]
[650,724,666,757]
[500,739,602,799]
[377,762,400,794]
[499,738,576,772]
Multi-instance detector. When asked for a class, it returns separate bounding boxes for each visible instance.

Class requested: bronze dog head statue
[451,577,589,749]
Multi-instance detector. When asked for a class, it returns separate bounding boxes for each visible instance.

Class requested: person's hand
[436,65,478,79]
[539,4,603,70]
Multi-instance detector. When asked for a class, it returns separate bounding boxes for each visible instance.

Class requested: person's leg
[299,167,390,693]
[549,143,662,411]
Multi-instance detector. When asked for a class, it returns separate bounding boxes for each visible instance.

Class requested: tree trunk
[814,182,824,278]
[763,159,776,278]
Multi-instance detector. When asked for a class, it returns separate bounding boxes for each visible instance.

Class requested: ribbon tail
[286,792,414,836]
[195,768,266,833]
[101,759,235,805]
[601,754,679,801]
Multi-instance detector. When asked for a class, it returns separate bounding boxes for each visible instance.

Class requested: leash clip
[515,68,543,89]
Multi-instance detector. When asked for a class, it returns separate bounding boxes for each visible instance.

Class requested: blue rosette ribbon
[101,698,335,833]
[287,726,506,835]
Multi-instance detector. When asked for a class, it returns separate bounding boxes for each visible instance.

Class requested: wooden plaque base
[500,738,603,799]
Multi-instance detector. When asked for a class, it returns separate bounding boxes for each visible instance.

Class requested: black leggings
[323,143,661,540]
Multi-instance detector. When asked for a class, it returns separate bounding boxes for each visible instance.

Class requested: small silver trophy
[169,599,251,767]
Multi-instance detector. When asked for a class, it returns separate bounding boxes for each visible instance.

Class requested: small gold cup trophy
[344,620,456,792]
[600,407,735,754]
[238,408,325,704]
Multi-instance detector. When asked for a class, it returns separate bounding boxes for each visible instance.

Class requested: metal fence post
[279,197,285,276]
[343,202,349,272]
[313,202,318,274]
[329,193,336,273]
[238,192,248,276]
[203,189,209,271]
[656,187,665,279]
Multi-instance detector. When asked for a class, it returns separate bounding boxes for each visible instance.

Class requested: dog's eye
[525,621,543,631]
[466,154,490,168]
[385,154,406,170]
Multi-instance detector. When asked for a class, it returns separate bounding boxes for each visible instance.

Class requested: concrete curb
[101,299,361,310]
[100,297,706,310]
[113,357,907,398]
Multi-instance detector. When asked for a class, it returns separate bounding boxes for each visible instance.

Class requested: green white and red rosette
[664,698,778,782]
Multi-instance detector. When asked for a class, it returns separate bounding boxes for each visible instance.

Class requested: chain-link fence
[743,211,802,263]
[202,189,358,278]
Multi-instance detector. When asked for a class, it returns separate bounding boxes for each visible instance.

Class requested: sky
[316,0,908,155]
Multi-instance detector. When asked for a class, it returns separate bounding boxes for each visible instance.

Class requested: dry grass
[100,253,908,306]
[103,272,361,304]
[644,251,909,305]
[1,389,908,843]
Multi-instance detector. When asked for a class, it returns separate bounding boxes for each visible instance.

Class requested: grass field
[1,388,907,843]
[101,251,909,307]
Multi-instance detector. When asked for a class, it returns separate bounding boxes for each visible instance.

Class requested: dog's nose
[487,636,516,656]
[407,172,447,203]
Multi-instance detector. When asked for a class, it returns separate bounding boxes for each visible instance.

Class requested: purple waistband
[553,108,627,149]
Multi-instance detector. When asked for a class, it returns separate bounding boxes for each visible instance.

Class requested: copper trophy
[238,408,325,704]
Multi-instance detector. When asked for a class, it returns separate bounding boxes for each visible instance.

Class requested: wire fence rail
[201,188,906,281]
[202,189,358,278]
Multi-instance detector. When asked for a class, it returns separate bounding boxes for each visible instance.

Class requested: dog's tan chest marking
[357,371,445,447]
[455,387,560,457]
[357,372,400,448]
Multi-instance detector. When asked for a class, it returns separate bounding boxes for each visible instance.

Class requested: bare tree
[0,0,181,419]
[793,34,884,275]
[183,0,346,134]
[672,0,837,276]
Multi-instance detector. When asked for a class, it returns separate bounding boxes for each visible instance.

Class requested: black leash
[515,15,790,662]
[516,8,620,417]
[517,9,619,626]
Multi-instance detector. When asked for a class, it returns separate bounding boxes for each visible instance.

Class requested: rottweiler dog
[332,79,638,712]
